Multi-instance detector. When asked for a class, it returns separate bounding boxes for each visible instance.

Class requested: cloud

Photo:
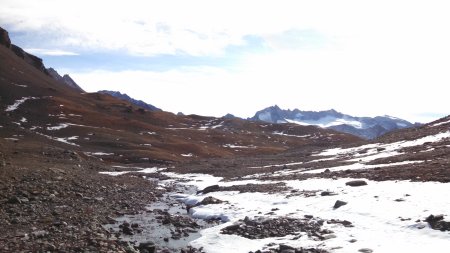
[71,52,449,123]
[24,48,79,56]
[2,0,449,123]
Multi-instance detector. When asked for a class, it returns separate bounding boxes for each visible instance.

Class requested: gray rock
[358,248,373,253]
[346,180,368,187]
[333,200,348,209]
[139,241,156,253]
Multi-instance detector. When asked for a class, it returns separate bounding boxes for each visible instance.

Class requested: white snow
[46,123,69,130]
[88,152,114,156]
[99,167,166,176]
[35,132,79,146]
[181,153,194,157]
[286,116,363,129]
[317,131,450,163]
[165,172,450,253]
[248,161,303,169]
[272,131,311,138]
[431,119,450,127]
[223,144,256,149]
[211,122,224,129]
[20,117,27,123]
[4,138,19,141]
[5,97,37,112]
[54,136,79,146]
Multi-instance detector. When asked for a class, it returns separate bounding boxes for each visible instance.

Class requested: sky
[1,0,449,123]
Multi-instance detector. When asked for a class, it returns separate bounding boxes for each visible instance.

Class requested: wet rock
[320,191,336,196]
[279,244,295,251]
[345,180,368,187]
[139,241,156,253]
[197,185,220,194]
[333,200,347,209]
[426,214,450,231]
[122,226,134,235]
[221,216,332,241]
[199,196,224,205]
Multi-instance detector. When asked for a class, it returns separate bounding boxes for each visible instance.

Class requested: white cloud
[3,0,450,122]
[24,48,78,56]
[71,51,449,123]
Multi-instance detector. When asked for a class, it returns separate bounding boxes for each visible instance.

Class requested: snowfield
[98,129,450,252]
[167,174,450,253]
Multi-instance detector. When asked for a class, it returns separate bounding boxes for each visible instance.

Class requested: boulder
[345,180,368,187]
[197,185,220,194]
[333,200,347,209]
[139,241,156,253]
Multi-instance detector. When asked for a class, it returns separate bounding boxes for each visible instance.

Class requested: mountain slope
[0,27,360,165]
[250,105,415,139]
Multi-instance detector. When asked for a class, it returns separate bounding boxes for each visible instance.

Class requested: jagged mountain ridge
[250,105,415,139]
[0,26,360,164]
[1,27,84,92]
[99,90,161,112]
[47,68,84,92]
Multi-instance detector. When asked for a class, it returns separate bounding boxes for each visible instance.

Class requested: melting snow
[4,138,19,141]
[36,132,79,146]
[317,131,450,163]
[431,119,450,127]
[46,123,69,130]
[87,152,114,156]
[286,116,363,129]
[99,167,166,176]
[5,97,38,112]
[223,144,256,149]
[165,173,450,253]
[272,131,311,138]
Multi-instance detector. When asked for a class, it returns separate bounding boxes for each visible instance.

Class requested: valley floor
[1,127,450,252]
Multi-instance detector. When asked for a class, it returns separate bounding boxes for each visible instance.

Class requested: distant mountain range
[249,105,417,139]
[99,90,161,112]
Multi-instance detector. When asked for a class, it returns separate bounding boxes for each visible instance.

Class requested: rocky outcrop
[1,26,48,75]
[47,67,84,92]
[0,27,12,47]
[10,44,48,74]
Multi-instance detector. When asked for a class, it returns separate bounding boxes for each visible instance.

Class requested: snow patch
[272,131,311,138]
[431,119,450,127]
[5,97,38,112]
[99,167,166,176]
[286,116,363,129]
[46,123,69,131]
[223,144,256,149]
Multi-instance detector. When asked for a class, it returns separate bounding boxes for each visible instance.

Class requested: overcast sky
[1,0,449,123]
